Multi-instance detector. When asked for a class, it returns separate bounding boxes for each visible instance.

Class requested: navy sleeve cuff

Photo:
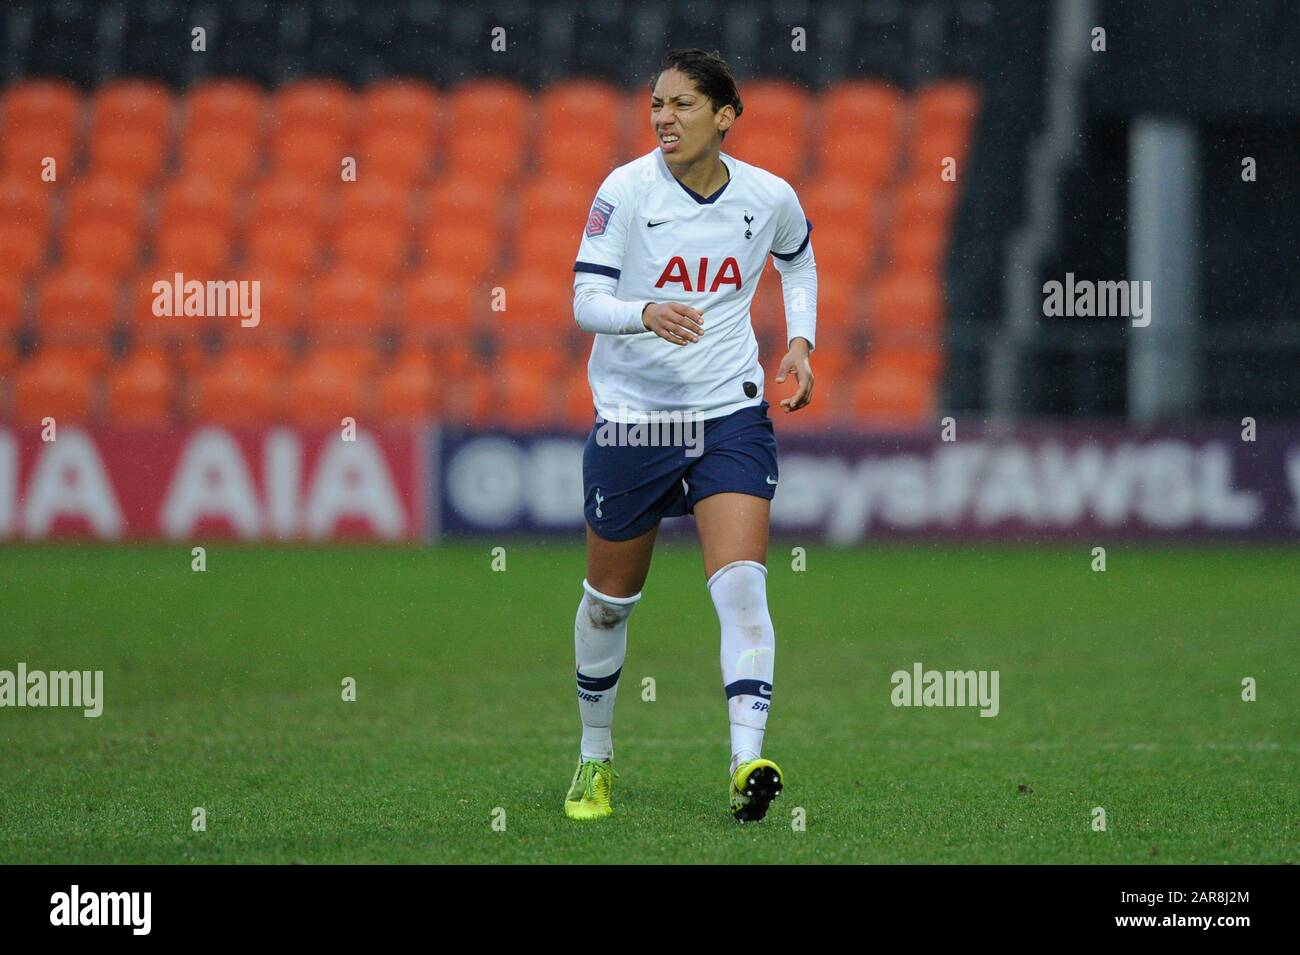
[771,219,813,261]
[574,261,621,279]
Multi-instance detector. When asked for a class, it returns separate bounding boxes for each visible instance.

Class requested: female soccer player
[564,48,817,823]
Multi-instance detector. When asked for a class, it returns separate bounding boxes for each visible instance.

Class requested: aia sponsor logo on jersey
[654,256,742,293]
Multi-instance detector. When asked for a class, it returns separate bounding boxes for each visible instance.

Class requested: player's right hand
[642,302,703,346]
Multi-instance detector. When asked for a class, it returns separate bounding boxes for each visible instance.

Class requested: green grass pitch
[0,541,1295,864]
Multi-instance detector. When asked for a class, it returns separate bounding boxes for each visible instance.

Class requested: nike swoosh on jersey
[646,219,672,228]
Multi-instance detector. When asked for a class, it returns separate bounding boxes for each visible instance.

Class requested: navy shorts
[583,400,779,541]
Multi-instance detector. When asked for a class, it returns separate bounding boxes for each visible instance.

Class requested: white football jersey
[573,149,813,423]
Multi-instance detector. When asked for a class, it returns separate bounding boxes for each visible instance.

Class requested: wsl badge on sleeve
[586,195,616,237]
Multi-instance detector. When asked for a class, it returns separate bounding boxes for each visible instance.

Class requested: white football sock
[574,579,640,762]
[708,560,775,773]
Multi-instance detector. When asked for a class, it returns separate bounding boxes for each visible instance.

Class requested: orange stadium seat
[11,348,96,423]
[868,271,943,346]
[813,275,855,333]
[356,127,432,187]
[821,80,902,145]
[0,172,54,236]
[495,359,553,430]
[889,220,948,276]
[816,126,898,191]
[180,126,263,184]
[273,78,356,141]
[270,126,347,186]
[154,220,232,275]
[208,268,301,364]
[37,266,117,342]
[185,80,266,140]
[307,269,386,340]
[447,78,530,137]
[0,271,23,373]
[418,221,498,284]
[425,176,501,237]
[67,175,147,234]
[91,81,172,142]
[851,351,938,426]
[894,174,959,227]
[358,80,437,184]
[188,352,281,424]
[515,221,584,277]
[251,175,327,234]
[397,269,479,340]
[535,80,620,180]
[105,347,174,424]
[219,340,295,377]
[0,217,48,279]
[914,81,980,140]
[0,272,23,334]
[335,178,410,235]
[739,79,811,129]
[493,267,570,330]
[157,176,239,240]
[334,221,409,280]
[88,126,168,185]
[444,128,527,185]
[360,80,439,140]
[536,130,616,185]
[62,219,139,278]
[499,343,566,380]
[284,351,373,426]
[1,126,76,180]
[517,175,593,225]
[1,80,81,178]
[415,340,476,379]
[225,267,302,337]
[87,81,172,183]
[2,79,81,141]
[537,80,620,139]
[439,363,494,428]
[912,81,981,172]
[802,175,876,233]
[244,216,322,278]
[378,348,440,421]
[807,221,872,287]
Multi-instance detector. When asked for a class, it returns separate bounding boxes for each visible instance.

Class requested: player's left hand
[775,339,814,412]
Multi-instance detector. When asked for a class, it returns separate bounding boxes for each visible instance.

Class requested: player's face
[651,68,729,162]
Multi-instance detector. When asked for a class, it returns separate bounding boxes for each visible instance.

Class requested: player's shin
[574,580,640,762]
[707,560,775,773]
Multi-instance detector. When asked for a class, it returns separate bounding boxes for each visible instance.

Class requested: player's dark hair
[651,48,743,140]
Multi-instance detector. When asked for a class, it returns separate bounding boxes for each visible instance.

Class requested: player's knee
[706,560,771,629]
[580,579,641,630]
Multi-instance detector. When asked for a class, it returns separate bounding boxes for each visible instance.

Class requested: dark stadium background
[0,0,1295,869]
